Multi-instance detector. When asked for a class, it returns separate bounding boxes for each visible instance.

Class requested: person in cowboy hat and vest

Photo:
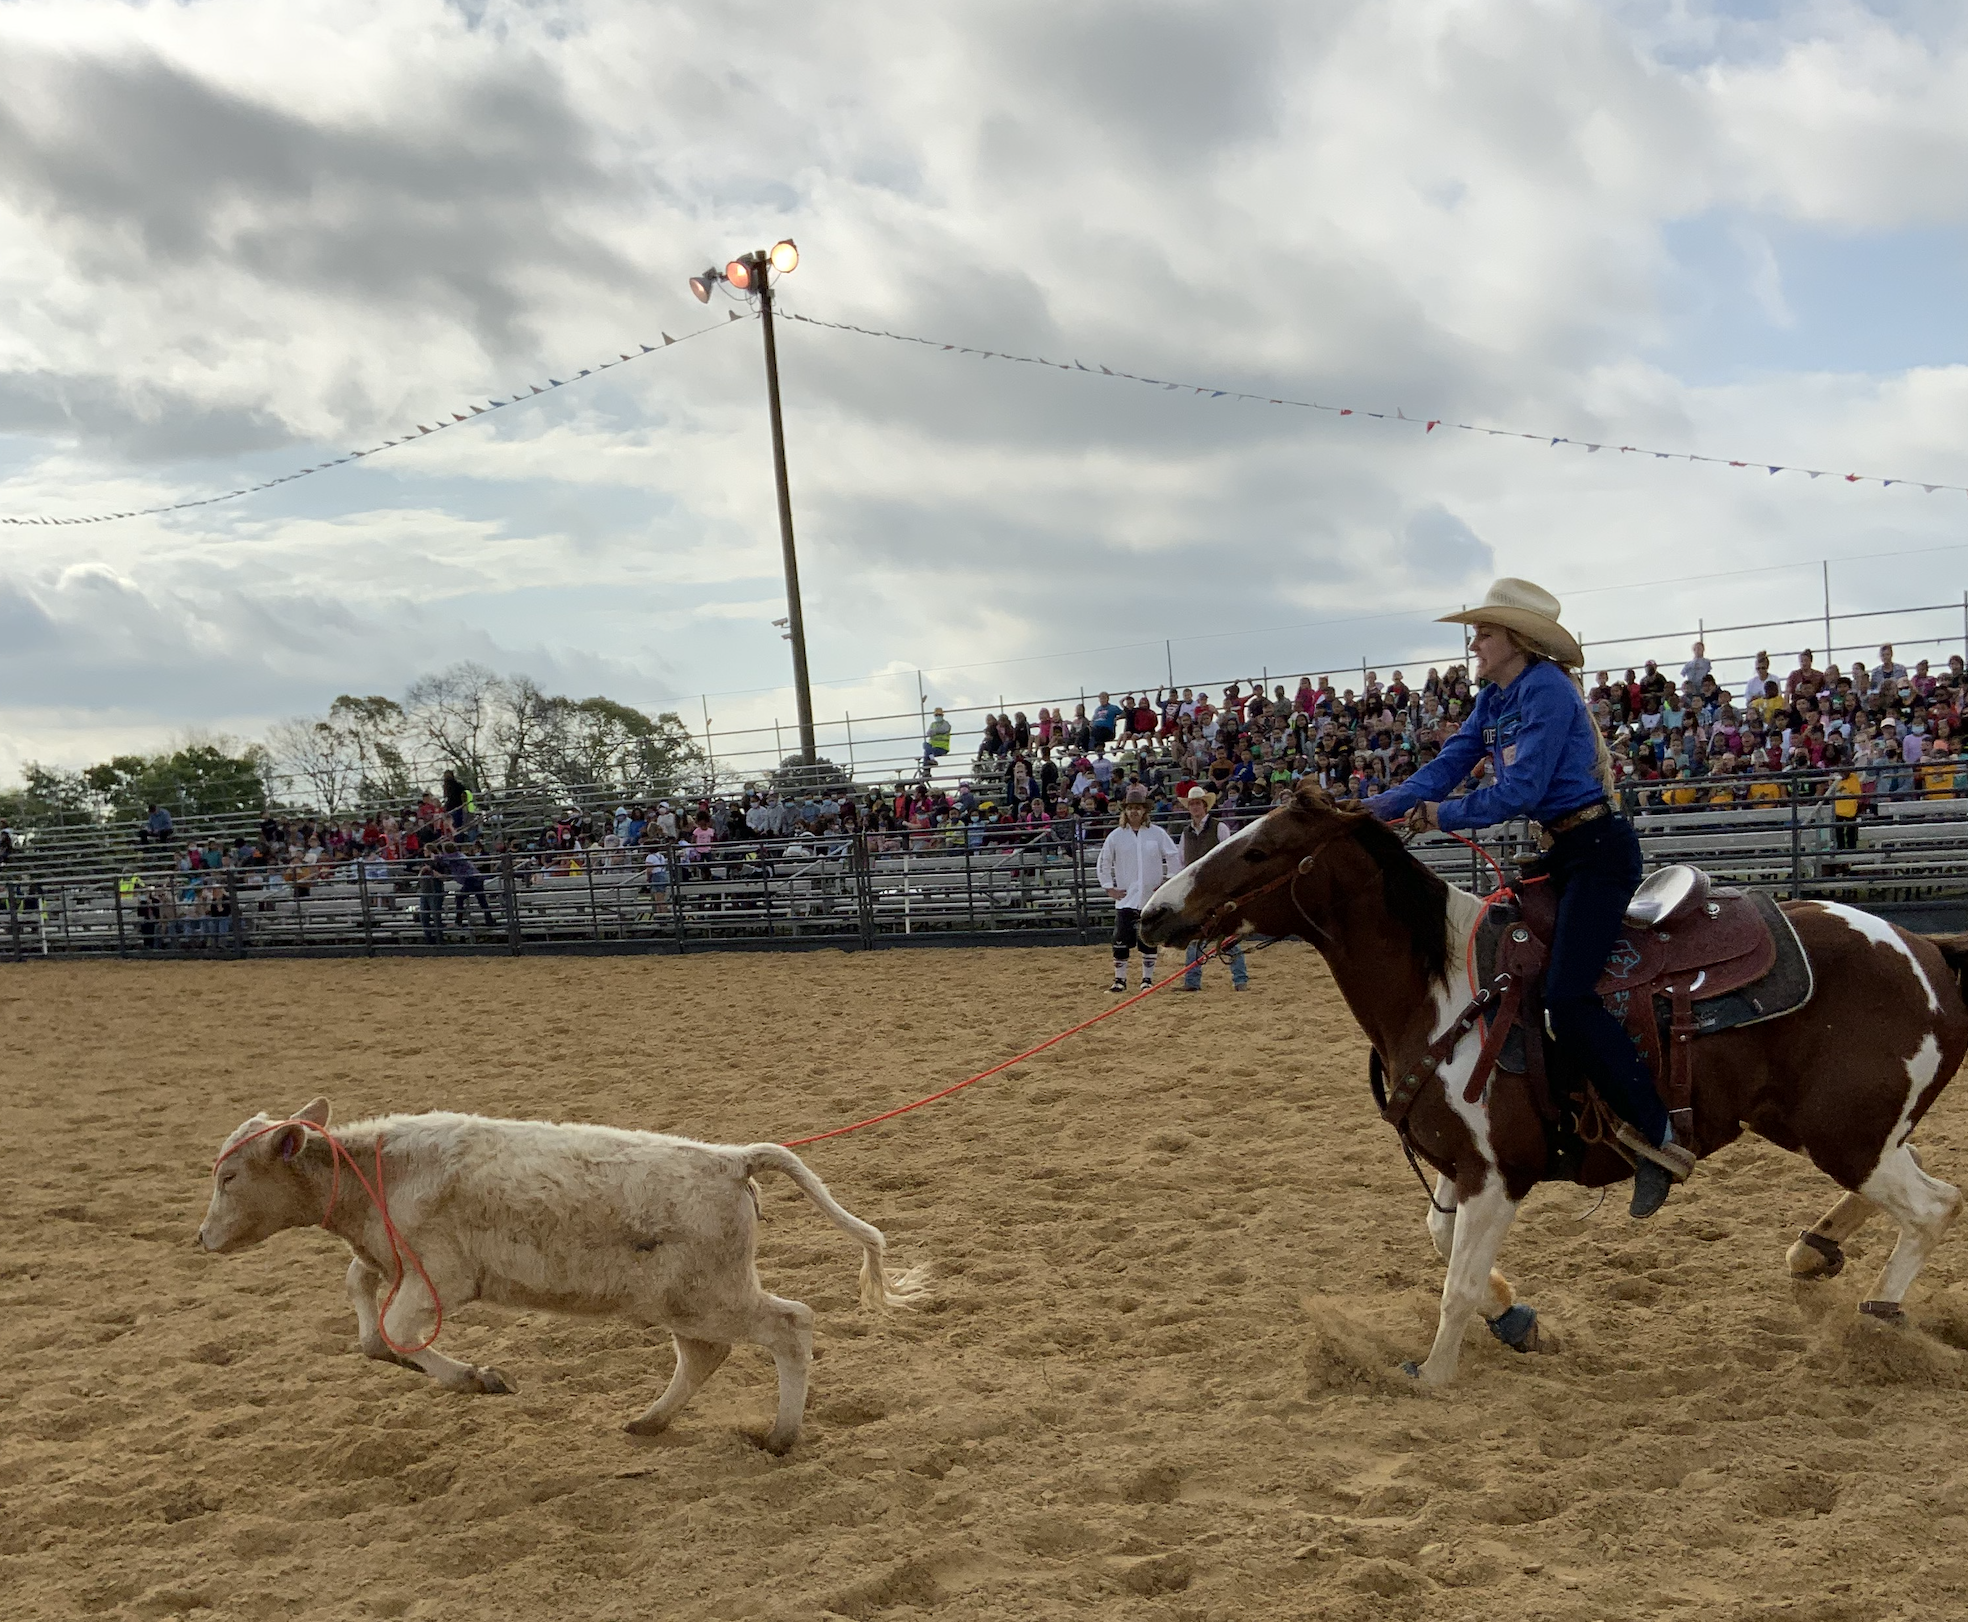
[1365,578,1695,1217]
[1173,785,1251,992]
[1097,784,1181,993]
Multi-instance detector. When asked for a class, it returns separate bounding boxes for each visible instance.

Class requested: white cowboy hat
[1184,785,1217,807]
[1437,578,1583,668]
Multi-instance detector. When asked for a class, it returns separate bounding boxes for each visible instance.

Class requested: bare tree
[403,663,500,790]
[265,718,362,813]
[491,675,556,790]
[328,695,412,801]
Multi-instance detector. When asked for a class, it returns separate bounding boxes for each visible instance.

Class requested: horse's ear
[1291,783,1334,816]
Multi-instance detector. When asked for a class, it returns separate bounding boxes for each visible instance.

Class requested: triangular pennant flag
[1340,409,1353,416]
[642,343,655,352]
[418,425,432,433]
[1425,420,1439,432]
[1808,470,1823,478]
[1100,365,1112,375]
[1728,461,1746,467]
[727,310,742,322]
[1924,485,1939,493]
[620,354,633,361]
[1769,467,1782,475]
[470,405,486,414]
[453,414,469,422]
[578,369,590,377]
[1551,437,1565,445]
[1845,474,1860,482]
[1883,479,1897,488]
[548,379,564,387]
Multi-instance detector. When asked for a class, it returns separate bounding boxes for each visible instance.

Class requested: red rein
[212,1121,442,1356]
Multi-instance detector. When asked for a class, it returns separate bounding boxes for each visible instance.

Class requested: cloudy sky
[4,0,1968,784]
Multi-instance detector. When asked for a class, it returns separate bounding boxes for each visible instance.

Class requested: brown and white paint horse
[1138,786,1968,1384]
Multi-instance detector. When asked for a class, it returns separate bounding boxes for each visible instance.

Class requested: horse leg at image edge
[1850,1143,1962,1321]
[1410,1174,1523,1384]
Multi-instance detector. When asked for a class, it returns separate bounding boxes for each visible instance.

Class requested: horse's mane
[1343,812,1451,987]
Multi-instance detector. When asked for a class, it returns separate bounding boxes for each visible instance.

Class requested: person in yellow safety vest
[1830,750,1864,855]
[922,707,953,769]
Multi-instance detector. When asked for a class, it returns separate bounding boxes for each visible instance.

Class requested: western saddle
[1377,864,1812,1161]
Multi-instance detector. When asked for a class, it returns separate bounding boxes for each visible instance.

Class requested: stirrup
[1611,1121,1694,1182]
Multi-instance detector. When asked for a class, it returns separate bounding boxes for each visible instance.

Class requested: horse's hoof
[1857,1300,1906,1325]
[1399,1360,1421,1379]
[1788,1229,1846,1280]
[1487,1303,1541,1353]
[475,1366,516,1395]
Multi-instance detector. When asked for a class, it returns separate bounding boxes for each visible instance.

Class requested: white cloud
[4,0,1968,780]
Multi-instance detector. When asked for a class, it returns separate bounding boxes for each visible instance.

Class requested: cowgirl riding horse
[1365,578,1692,1217]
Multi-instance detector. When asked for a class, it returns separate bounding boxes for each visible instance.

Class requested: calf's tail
[745,1144,929,1310]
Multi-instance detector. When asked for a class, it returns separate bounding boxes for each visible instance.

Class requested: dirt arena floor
[8,945,1968,1621]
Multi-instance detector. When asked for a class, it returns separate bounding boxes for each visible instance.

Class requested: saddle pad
[1473,887,1812,1076]
[1674,889,1813,1035]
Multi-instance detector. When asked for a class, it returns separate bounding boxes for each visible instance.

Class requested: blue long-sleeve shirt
[1366,660,1606,832]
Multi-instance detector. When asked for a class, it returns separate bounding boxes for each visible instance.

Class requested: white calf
[197,1098,924,1453]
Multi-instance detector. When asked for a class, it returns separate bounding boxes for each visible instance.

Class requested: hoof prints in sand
[4,948,1968,1619]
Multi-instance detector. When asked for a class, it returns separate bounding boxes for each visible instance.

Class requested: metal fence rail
[10,780,1968,961]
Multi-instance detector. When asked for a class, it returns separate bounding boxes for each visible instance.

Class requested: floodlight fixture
[688,267,721,303]
[769,239,799,274]
[725,257,756,292]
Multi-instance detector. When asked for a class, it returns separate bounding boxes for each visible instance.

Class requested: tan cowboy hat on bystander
[1437,578,1584,668]
[1184,785,1217,808]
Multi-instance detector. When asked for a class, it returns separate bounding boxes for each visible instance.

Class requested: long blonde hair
[1504,630,1617,800]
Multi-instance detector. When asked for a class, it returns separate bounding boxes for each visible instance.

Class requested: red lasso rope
[780,938,1233,1148]
[212,1121,443,1356]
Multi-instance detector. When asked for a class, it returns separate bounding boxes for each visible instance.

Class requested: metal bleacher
[7,776,1968,960]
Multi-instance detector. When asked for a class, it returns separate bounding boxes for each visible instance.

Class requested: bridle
[1197,837,1337,947]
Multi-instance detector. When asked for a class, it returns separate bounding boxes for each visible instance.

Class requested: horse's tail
[1924,933,1968,1005]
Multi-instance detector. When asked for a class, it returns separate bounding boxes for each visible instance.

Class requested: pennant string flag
[0,314,745,526]
[782,311,1968,500]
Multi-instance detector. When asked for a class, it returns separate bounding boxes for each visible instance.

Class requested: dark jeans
[1833,818,1858,851]
[418,885,444,944]
[1542,814,1668,1146]
[454,876,495,925]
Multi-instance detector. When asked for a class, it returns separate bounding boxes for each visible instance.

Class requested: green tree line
[0,663,709,831]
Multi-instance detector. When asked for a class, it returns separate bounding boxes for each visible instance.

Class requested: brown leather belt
[1539,800,1612,840]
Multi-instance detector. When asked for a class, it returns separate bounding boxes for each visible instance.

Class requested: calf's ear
[292,1097,331,1128]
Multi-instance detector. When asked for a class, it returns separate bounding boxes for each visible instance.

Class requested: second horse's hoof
[1487,1303,1541,1353]
[1399,1360,1421,1379]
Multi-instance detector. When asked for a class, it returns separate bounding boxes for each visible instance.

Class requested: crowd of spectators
[952,640,1968,831]
[11,638,1968,938]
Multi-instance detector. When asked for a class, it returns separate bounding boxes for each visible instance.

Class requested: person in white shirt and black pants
[1096,785,1180,992]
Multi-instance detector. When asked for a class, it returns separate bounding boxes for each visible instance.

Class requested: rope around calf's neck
[211,1121,442,1356]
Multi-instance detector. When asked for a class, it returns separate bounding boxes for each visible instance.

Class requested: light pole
[690,240,815,769]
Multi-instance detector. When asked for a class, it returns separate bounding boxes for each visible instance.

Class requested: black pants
[1111,907,1157,969]
[1542,815,1668,1146]
[454,877,495,925]
[1833,818,1858,851]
